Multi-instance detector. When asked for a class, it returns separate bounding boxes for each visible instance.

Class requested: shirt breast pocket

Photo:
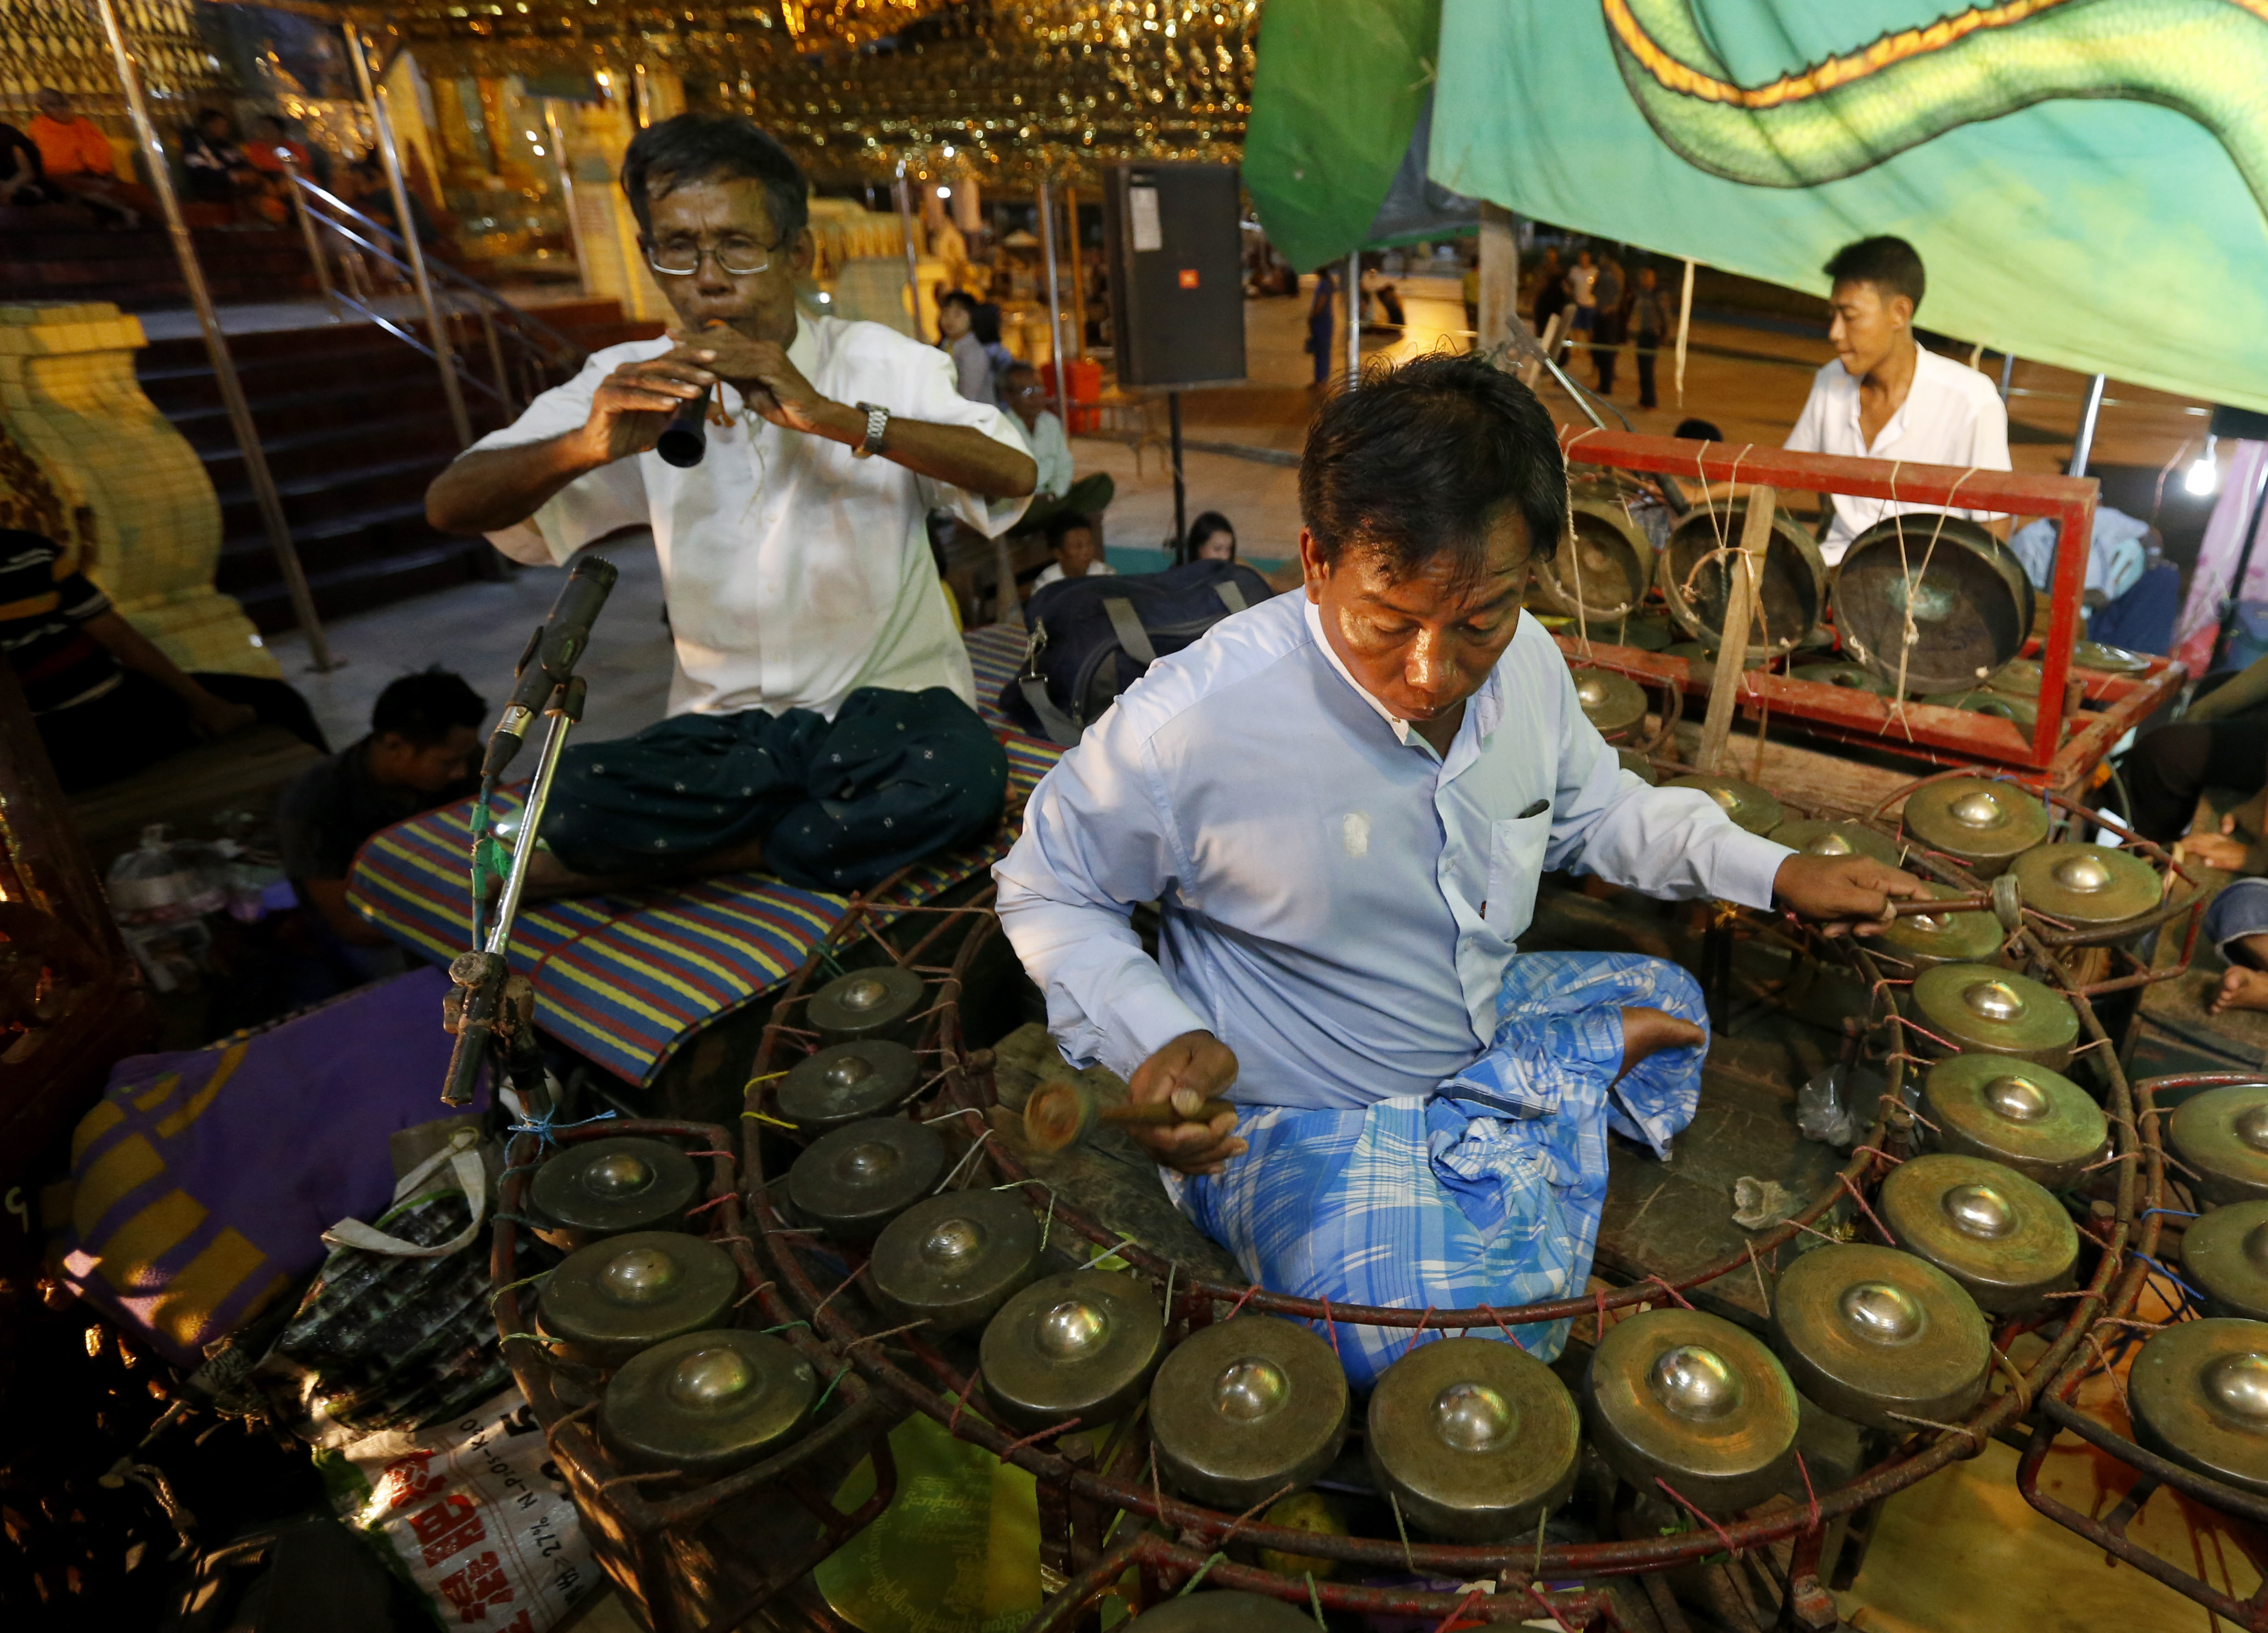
[1484,810,1553,942]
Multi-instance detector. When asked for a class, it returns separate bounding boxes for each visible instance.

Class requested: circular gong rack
[490,772,2261,1631]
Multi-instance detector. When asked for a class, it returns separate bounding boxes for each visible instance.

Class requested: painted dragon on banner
[1604,0,2268,220]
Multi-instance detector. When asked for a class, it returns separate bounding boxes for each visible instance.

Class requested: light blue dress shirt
[993,590,1792,1110]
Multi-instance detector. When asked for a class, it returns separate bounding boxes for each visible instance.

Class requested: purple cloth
[60,967,464,1365]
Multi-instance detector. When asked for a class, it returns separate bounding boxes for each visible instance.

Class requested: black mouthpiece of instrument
[655,384,714,469]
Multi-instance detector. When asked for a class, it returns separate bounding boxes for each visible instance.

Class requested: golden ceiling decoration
[1,0,231,124]
[352,0,1261,185]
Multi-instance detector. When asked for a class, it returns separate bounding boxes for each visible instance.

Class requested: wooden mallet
[1022,1079,1237,1155]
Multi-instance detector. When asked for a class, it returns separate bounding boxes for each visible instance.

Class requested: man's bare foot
[2209,966,2268,1017]
[1618,1005,1707,1079]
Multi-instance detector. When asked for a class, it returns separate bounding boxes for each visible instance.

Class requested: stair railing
[284,172,591,421]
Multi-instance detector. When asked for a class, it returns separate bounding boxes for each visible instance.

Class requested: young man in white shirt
[1784,236,2011,564]
[426,116,1037,896]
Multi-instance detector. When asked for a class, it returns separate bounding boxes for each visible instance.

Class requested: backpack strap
[1018,676,1084,747]
[1215,579,1249,615]
[1102,597,1158,664]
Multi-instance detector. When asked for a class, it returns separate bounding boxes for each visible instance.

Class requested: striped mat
[347,641,1059,1087]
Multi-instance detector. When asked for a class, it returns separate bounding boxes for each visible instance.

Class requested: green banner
[1426,0,2268,413]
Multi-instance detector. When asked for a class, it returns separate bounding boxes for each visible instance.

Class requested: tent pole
[1344,250,1361,386]
[1999,350,2016,403]
[2069,373,2107,480]
[94,0,335,672]
[895,168,923,340]
[1038,179,1070,429]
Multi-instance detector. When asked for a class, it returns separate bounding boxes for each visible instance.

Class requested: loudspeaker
[1099,162,1246,388]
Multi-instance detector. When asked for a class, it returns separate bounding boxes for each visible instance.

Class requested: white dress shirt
[472,315,1031,719]
[994,592,1791,1110]
[1020,408,1075,500]
[1785,346,2012,562]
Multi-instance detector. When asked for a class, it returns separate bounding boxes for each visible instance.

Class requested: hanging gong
[2074,640,2152,676]
[1150,1315,1350,1511]
[868,1189,1043,1336]
[786,1117,948,1241]
[1908,964,2078,1069]
[1872,884,2006,974]
[1666,776,1785,837]
[1900,778,2050,879]
[1572,669,1650,739]
[1606,614,1673,652]
[776,1040,924,1133]
[1766,1242,1991,1433]
[1121,1593,1326,1633]
[530,1137,701,1248]
[2009,843,2162,928]
[1984,657,2044,697]
[1768,819,1903,869]
[1658,500,1825,655]
[1791,662,1895,697]
[1918,690,2039,731]
[1618,749,1660,786]
[1919,1055,2108,1190]
[980,1271,1166,1435]
[1582,1308,1801,1516]
[2129,1318,2268,1496]
[538,1231,741,1369]
[601,1328,817,1478]
[2180,1201,2268,1322]
[808,966,928,1046]
[1875,1153,2079,1314]
[1830,513,2034,694]
[1535,500,1656,622]
[1364,1336,1580,1540]
[2168,1084,2268,1206]
[1664,640,1769,671]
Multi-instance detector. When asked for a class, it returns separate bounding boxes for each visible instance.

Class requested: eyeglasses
[645,238,780,278]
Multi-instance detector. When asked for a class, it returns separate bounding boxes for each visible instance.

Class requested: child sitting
[1032,511,1112,589]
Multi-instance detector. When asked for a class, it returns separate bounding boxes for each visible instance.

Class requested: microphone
[655,381,714,469]
[481,554,620,780]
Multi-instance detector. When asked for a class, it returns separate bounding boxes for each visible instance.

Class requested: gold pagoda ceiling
[337,0,1261,187]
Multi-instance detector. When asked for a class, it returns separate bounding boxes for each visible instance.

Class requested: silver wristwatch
[853,400,889,458]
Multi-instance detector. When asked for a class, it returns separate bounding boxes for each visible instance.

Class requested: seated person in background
[244,114,313,223]
[1184,510,1236,563]
[995,353,1919,1383]
[1003,364,1114,537]
[1,527,325,793]
[2203,877,2268,1015]
[28,87,151,227]
[180,109,256,209]
[1032,511,1111,589]
[938,291,996,406]
[2008,504,2178,656]
[1783,236,2010,564]
[277,669,484,951]
[1673,417,1722,442]
[424,114,1035,900]
[2118,659,2268,851]
[2,119,49,206]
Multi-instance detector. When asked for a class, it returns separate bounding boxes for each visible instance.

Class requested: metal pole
[2068,372,2107,480]
[346,24,474,451]
[541,101,588,297]
[1998,349,2016,402]
[1064,187,1086,358]
[894,169,924,340]
[1168,391,1186,555]
[2213,454,2268,672]
[1344,250,1361,385]
[93,0,335,673]
[1037,179,1071,429]
[285,166,340,321]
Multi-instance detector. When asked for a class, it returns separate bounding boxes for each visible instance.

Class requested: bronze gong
[786,1117,949,1241]
[538,1230,741,1369]
[1919,1055,2108,1190]
[1665,775,1785,837]
[1364,1336,1580,1540]
[1831,513,2033,694]
[1900,777,2050,879]
[2129,1318,2268,1496]
[1874,1153,2079,1315]
[1768,819,1903,869]
[1664,640,1768,671]
[1917,689,2040,732]
[530,1136,701,1247]
[2008,842,2161,928]
[2180,1201,2268,1322]
[1535,499,1656,622]
[1984,657,2043,696]
[1909,963,2078,1069]
[1658,499,1825,655]
[1121,1592,1329,1633]
[1605,613,1673,652]
[1791,662,1895,696]
[808,965,928,1045]
[2169,1084,2268,1206]
[601,1328,817,1478]
[1618,749,1660,786]
[1872,883,2006,974]
[2073,640,2152,675]
[868,1188,1043,1336]
[1149,1315,1350,1511]
[776,1039,924,1133]
[980,1270,1166,1435]
[1583,1308,1801,1515]
[1572,669,1650,739]
[1767,1242,1990,1432]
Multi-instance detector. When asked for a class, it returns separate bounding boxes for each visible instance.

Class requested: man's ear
[791,226,816,275]
[1297,529,1329,603]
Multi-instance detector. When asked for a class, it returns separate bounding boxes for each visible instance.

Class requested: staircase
[133,299,664,631]
[0,209,319,310]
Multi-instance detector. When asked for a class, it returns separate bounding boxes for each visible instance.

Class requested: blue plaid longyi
[1182,951,1705,1388]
